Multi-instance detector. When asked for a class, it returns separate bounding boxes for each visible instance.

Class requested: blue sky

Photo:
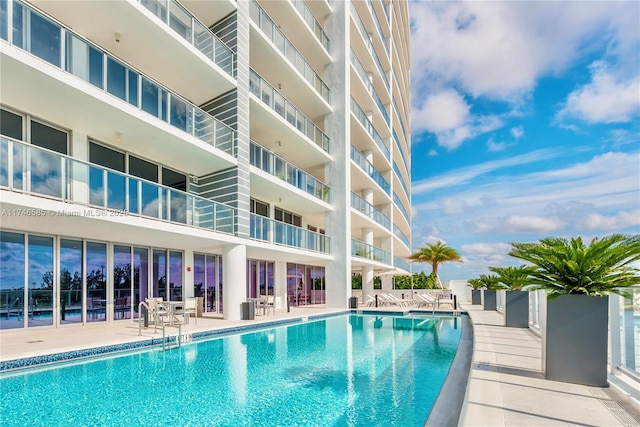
[408,1,640,282]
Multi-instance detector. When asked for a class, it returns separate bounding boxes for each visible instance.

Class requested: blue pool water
[0,314,462,426]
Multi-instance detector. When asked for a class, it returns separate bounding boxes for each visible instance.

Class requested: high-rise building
[0,0,411,329]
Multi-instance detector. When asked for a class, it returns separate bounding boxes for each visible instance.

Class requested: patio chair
[416,293,437,308]
[262,294,275,316]
[181,298,198,325]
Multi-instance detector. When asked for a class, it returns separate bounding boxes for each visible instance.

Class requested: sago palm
[509,234,640,299]
[488,265,536,291]
[408,241,462,288]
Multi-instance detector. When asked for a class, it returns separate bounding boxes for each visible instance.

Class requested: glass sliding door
[0,232,25,330]
[28,235,54,327]
[113,245,131,320]
[133,247,148,318]
[153,249,167,300]
[59,239,82,324]
[169,251,183,301]
[207,255,219,313]
[86,242,107,322]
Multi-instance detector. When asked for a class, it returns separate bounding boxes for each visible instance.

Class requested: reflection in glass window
[133,247,148,318]
[28,235,54,327]
[141,78,160,117]
[0,232,25,330]
[29,10,61,67]
[107,57,127,101]
[113,245,131,320]
[169,251,183,301]
[86,242,107,323]
[60,239,82,325]
[153,249,167,300]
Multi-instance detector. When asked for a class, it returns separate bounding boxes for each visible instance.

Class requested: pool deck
[1,303,638,426]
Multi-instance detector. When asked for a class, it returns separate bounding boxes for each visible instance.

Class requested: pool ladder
[137,301,184,351]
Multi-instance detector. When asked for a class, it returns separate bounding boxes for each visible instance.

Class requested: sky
[408,1,640,283]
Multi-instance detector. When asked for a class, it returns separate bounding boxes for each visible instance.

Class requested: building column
[275,260,287,309]
[222,243,246,320]
[184,250,194,298]
[362,265,374,305]
[324,0,350,309]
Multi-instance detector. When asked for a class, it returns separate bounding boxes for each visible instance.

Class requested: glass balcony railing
[250,0,330,104]
[351,98,390,161]
[139,0,234,76]
[250,214,330,254]
[351,3,389,90]
[394,191,410,223]
[393,98,409,145]
[394,256,410,272]
[250,69,330,153]
[393,129,409,176]
[394,224,410,248]
[351,145,390,194]
[3,1,235,156]
[351,192,390,229]
[351,239,391,265]
[250,141,330,203]
[365,0,389,56]
[393,160,409,200]
[0,137,236,234]
[351,50,390,126]
[381,0,390,23]
[289,0,330,53]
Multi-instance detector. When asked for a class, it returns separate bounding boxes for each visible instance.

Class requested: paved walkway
[459,305,640,427]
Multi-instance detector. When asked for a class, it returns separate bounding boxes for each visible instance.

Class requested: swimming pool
[0,313,462,426]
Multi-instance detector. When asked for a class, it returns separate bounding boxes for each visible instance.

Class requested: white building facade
[0,0,411,328]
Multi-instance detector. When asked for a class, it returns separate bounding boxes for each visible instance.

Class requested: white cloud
[428,149,438,156]
[412,147,563,195]
[579,210,640,231]
[412,90,502,149]
[510,126,524,140]
[486,137,512,152]
[443,197,468,214]
[556,62,640,124]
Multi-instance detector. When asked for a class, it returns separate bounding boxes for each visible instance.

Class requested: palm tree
[509,234,640,299]
[488,265,536,291]
[408,241,462,288]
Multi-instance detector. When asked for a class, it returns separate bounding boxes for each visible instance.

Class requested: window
[162,168,186,191]
[129,156,158,182]
[30,120,68,154]
[250,198,269,217]
[89,142,125,172]
[0,109,23,140]
[274,207,301,226]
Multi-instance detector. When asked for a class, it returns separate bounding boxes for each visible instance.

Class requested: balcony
[250,69,330,156]
[394,224,410,249]
[26,0,235,104]
[394,192,410,225]
[1,2,236,172]
[351,192,390,230]
[393,256,410,272]
[260,0,331,68]
[351,239,390,265]
[351,145,390,195]
[250,141,330,204]
[0,137,235,234]
[250,0,331,118]
[351,49,390,126]
[351,98,390,161]
[351,3,389,90]
[250,214,330,254]
[138,0,234,76]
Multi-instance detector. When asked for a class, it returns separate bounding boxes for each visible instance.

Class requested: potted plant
[489,265,535,328]
[473,274,500,310]
[509,234,640,386]
[466,278,484,305]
